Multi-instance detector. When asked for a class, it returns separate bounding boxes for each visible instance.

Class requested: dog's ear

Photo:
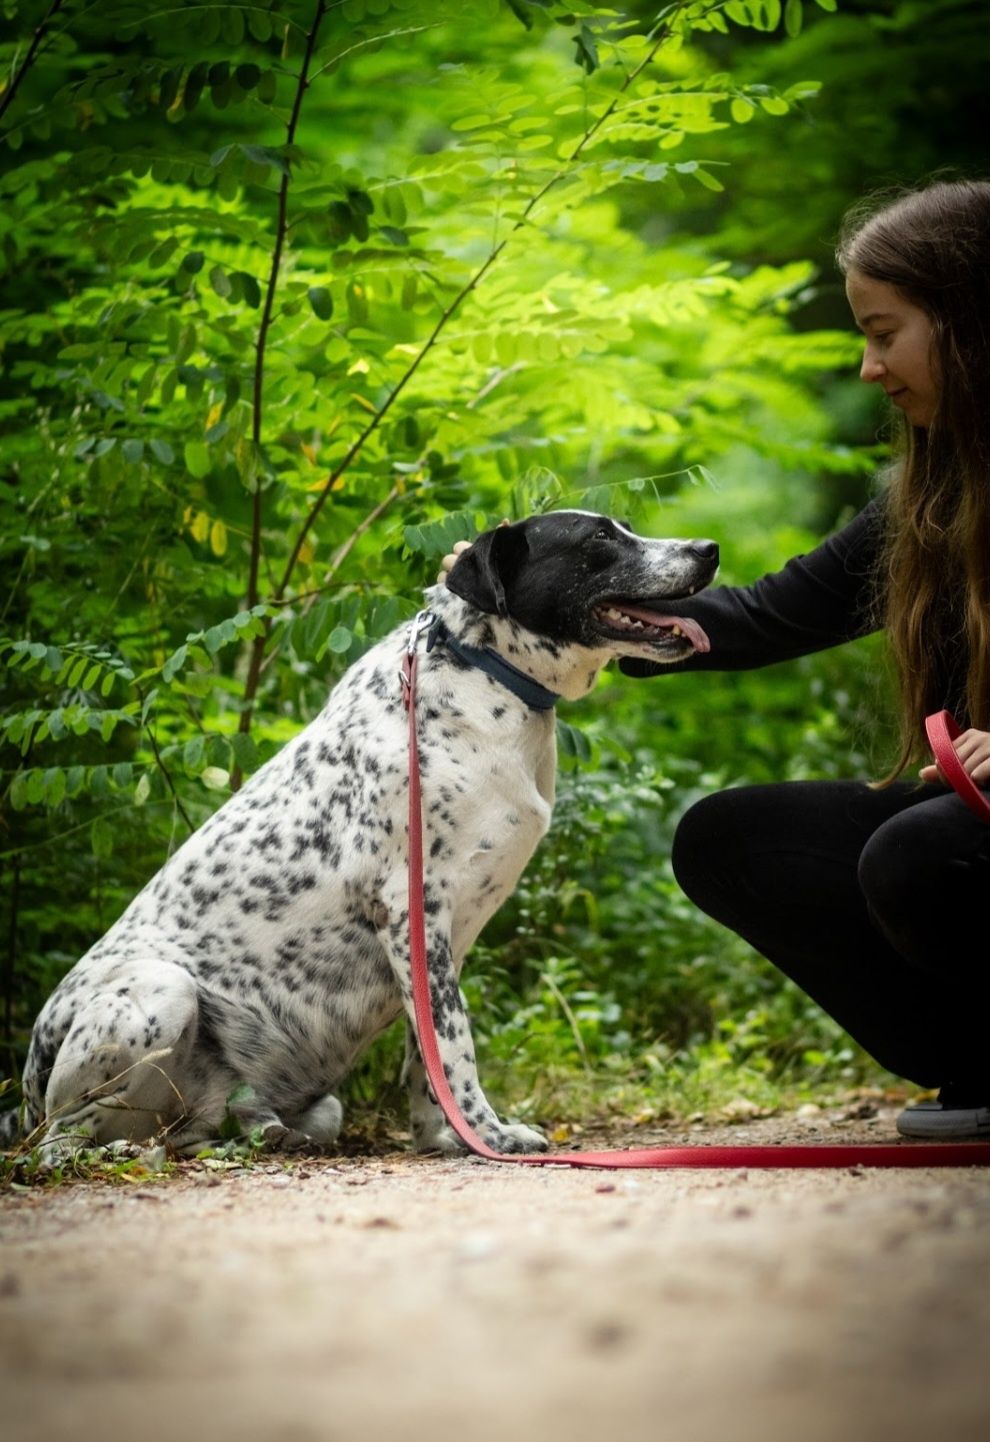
[446,522,529,617]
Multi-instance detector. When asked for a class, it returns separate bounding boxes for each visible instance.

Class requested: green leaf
[692,167,725,192]
[184,62,209,111]
[346,187,374,216]
[229,732,258,772]
[346,281,369,325]
[45,768,66,808]
[403,511,477,560]
[210,265,232,299]
[556,719,592,761]
[91,817,114,859]
[162,644,188,683]
[328,201,353,242]
[243,144,290,177]
[572,25,599,75]
[233,271,262,307]
[184,440,211,478]
[150,438,175,465]
[308,286,334,320]
[9,772,28,812]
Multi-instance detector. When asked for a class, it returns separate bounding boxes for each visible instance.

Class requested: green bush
[1,1,930,1125]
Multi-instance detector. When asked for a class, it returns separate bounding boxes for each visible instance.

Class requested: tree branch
[246,0,329,614]
[0,0,65,127]
[256,480,402,680]
[232,1,693,778]
[276,3,687,603]
[140,709,194,834]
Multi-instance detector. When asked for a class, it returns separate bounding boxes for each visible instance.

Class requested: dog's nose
[689,540,719,566]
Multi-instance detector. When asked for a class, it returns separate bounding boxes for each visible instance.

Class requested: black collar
[426,615,560,712]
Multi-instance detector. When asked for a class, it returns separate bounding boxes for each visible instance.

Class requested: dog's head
[445,510,717,662]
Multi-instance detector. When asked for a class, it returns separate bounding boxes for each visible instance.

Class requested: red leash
[925,710,990,821]
[402,637,989,1168]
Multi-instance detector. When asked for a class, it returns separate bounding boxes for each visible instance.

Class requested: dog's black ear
[446,522,529,617]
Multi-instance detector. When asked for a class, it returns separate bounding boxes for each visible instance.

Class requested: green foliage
[0,0,962,1128]
[0,1137,174,1187]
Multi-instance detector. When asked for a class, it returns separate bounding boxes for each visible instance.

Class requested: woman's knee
[671,788,755,908]
[858,797,989,938]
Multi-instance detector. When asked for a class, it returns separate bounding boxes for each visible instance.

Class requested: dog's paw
[483,1120,549,1155]
[257,1120,324,1154]
[411,1116,548,1157]
[289,1094,343,1146]
[411,1122,469,1156]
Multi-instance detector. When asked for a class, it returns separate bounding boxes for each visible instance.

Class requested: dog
[9,511,717,1159]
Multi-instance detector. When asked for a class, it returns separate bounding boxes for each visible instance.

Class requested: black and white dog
[12,512,716,1159]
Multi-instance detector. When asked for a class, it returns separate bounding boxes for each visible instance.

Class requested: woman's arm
[619,496,886,677]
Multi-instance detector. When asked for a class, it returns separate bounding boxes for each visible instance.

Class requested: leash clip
[405,609,437,657]
[400,609,437,704]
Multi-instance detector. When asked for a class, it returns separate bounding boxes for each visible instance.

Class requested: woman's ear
[446,521,529,616]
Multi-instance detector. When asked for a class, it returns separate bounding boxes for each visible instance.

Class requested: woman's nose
[860,345,885,383]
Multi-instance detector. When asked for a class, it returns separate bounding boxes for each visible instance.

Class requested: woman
[444,179,990,1141]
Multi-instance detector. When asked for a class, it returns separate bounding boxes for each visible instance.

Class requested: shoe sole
[896,1104,990,1141]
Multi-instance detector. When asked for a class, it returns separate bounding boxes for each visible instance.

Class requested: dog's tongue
[621,604,710,654]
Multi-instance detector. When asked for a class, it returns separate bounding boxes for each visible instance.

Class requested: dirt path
[2,1107,989,1442]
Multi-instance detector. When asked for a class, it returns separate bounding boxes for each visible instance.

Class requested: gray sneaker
[896,1085,990,1140]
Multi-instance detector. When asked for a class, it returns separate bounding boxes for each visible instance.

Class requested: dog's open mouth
[592,601,711,653]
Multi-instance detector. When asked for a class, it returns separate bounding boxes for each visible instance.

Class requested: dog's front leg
[401,1022,464,1155]
[381,906,547,1155]
[401,1022,546,1156]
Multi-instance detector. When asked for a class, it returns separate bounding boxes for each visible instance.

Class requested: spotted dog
[10,512,717,1159]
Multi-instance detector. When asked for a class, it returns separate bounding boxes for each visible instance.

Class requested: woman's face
[845,267,939,428]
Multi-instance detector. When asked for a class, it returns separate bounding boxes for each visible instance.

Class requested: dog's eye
[593,526,612,540]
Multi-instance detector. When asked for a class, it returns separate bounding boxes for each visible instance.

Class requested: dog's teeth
[672,625,682,637]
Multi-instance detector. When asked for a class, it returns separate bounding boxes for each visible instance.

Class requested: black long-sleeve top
[621,495,969,725]
[622,498,885,675]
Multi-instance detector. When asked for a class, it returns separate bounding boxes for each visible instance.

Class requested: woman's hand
[436,539,473,586]
[919,727,990,786]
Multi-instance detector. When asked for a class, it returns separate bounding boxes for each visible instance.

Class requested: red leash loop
[403,642,990,1168]
[924,710,990,822]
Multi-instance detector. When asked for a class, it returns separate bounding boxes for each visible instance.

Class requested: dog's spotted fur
[13,512,717,1159]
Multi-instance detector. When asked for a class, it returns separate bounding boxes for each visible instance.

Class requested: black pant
[671,780,990,1092]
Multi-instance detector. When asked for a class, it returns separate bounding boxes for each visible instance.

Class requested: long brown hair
[835,180,990,781]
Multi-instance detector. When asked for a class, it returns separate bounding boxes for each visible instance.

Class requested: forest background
[2,0,988,1144]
